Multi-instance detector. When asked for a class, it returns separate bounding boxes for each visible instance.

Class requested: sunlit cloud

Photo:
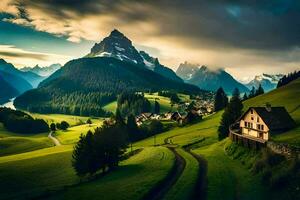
[0,45,72,68]
[0,0,299,81]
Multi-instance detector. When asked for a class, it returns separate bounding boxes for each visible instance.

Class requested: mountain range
[20,64,62,77]
[176,62,249,94]
[245,74,284,92]
[14,30,203,116]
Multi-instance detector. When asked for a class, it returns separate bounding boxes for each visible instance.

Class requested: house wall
[240,108,269,140]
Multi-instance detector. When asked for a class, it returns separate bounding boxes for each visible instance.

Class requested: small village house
[230,105,295,146]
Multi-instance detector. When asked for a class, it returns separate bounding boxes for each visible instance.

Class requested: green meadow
[0,79,299,199]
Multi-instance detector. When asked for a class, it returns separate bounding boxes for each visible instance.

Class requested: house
[230,106,295,146]
[171,112,182,121]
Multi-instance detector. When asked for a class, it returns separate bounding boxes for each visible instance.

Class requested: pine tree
[249,86,256,98]
[242,93,248,101]
[214,87,228,111]
[218,88,243,140]
[127,114,139,151]
[255,84,264,96]
[154,101,160,114]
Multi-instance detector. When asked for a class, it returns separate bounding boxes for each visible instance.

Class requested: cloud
[0,0,300,80]
[0,45,72,68]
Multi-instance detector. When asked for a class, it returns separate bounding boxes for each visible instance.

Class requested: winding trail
[48,131,61,146]
[186,150,208,200]
[143,147,186,200]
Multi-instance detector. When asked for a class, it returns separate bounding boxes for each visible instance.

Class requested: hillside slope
[0,75,19,104]
[14,57,202,116]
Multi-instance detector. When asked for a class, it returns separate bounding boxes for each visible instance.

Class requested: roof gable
[240,107,295,131]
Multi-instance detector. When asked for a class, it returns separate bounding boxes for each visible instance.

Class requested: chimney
[265,103,272,112]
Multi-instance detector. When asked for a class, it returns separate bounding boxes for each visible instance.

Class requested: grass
[0,145,76,200]
[244,78,300,146]
[30,113,93,126]
[0,123,52,157]
[134,112,221,148]
[103,101,117,113]
[46,147,175,200]
[193,139,267,200]
[163,148,199,200]
[54,119,104,145]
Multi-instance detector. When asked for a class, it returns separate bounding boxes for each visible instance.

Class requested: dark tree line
[242,84,264,101]
[72,111,164,177]
[218,88,243,140]
[214,87,228,112]
[0,107,49,134]
[277,71,300,88]
[117,93,151,118]
[14,91,115,117]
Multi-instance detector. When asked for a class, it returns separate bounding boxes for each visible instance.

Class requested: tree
[86,119,92,127]
[242,93,248,101]
[72,131,96,177]
[170,93,180,104]
[60,121,70,130]
[249,86,256,98]
[214,87,228,111]
[127,114,139,151]
[72,123,128,177]
[154,100,160,114]
[149,120,164,135]
[50,123,56,132]
[218,88,243,140]
[115,109,125,125]
[255,84,264,96]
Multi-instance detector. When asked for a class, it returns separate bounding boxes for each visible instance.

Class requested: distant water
[0,98,16,110]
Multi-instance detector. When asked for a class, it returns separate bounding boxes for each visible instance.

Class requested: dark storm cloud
[0,50,48,60]
[3,0,300,51]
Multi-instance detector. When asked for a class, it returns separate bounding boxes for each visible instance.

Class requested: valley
[0,77,299,200]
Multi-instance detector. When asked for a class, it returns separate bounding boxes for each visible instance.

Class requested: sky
[0,0,300,83]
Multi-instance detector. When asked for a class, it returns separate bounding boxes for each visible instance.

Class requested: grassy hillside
[0,123,52,156]
[244,78,300,145]
[0,146,174,200]
[54,119,104,145]
[47,147,174,200]
[30,113,92,126]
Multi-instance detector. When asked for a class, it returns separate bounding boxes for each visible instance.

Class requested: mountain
[20,63,62,77]
[176,62,201,80]
[176,62,249,94]
[86,29,182,82]
[0,59,45,88]
[15,57,202,116]
[245,74,284,92]
[0,74,19,104]
[0,70,32,94]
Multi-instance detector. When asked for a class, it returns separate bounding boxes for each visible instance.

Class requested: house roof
[240,107,295,131]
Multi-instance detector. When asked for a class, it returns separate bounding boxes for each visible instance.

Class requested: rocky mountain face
[245,74,284,92]
[86,29,182,82]
[176,62,201,80]
[176,62,249,94]
[20,63,61,77]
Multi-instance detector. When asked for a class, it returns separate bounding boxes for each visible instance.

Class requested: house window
[257,124,260,130]
[257,117,259,122]
[261,125,264,130]
[250,123,253,128]
[251,117,254,120]
[244,121,247,127]
[251,109,253,114]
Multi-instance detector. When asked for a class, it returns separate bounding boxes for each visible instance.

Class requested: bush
[60,121,70,130]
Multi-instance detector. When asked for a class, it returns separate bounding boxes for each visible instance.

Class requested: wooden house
[230,106,295,146]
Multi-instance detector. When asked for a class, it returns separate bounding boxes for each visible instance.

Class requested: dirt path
[187,150,208,200]
[48,131,61,146]
[143,147,186,200]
